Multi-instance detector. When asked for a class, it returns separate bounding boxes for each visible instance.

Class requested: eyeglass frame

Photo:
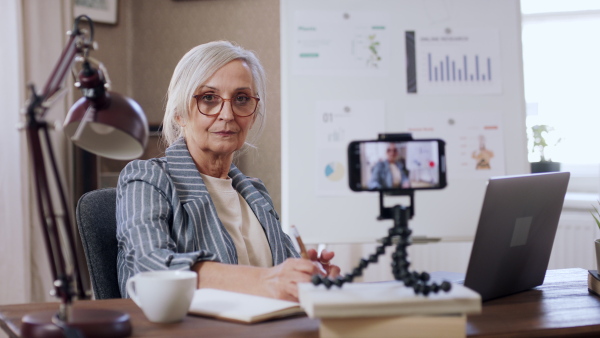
[192,93,260,117]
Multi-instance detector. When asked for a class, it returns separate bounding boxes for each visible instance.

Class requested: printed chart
[407,28,502,94]
[293,10,391,76]
[315,100,385,195]
[426,53,493,83]
[405,111,506,180]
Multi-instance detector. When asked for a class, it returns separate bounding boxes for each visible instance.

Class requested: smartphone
[347,139,447,192]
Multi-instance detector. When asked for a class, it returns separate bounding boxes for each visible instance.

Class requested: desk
[1,268,598,337]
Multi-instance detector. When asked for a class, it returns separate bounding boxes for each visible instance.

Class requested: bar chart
[411,29,502,95]
[427,53,492,83]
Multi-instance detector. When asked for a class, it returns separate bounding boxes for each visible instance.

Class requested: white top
[390,162,402,188]
[200,173,273,267]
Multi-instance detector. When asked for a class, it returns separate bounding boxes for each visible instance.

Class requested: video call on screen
[359,141,441,190]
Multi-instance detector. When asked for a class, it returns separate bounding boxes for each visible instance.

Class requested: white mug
[126,270,197,323]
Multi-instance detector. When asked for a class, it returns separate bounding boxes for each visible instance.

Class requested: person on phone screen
[116,41,340,302]
[368,143,410,189]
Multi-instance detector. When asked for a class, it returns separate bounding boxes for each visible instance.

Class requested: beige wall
[1,0,29,306]
[2,0,74,305]
[84,1,377,289]
[91,0,282,211]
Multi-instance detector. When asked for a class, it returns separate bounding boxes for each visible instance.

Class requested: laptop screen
[463,172,570,301]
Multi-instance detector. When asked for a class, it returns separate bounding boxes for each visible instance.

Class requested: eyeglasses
[192,93,260,117]
[387,148,398,153]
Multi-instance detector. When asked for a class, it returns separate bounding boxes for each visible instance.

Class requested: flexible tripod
[312,134,451,296]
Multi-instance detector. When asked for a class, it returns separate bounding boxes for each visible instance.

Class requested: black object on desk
[312,133,452,296]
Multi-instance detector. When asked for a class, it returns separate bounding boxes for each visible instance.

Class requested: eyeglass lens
[196,94,258,117]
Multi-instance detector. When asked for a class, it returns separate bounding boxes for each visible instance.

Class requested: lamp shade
[64,92,149,160]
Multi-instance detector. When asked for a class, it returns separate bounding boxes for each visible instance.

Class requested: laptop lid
[463,172,570,301]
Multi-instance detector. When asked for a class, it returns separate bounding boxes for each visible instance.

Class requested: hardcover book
[320,314,467,338]
[298,281,481,318]
[588,270,600,297]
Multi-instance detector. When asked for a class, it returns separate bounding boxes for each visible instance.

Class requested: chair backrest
[76,187,121,299]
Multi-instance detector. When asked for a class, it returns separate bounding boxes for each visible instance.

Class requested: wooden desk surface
[467,268,600,337]
[0,268,598,337]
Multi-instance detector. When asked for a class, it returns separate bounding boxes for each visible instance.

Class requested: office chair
[76,187,122,299]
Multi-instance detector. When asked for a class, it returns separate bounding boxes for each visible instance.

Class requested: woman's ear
[249,112,257,130]
[176,114,187,128]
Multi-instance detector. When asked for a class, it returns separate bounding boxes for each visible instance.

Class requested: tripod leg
[312,204,451,295]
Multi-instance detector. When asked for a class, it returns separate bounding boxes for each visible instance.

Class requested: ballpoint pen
[291,225,327,275]
[291,225,309,259]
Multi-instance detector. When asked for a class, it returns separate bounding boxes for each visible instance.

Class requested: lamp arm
[24,15,95,315]
[39,15,94,112]
[20,15,136,337]
[39,33,79,107]
[43,123,88,301]
[25,116,60,286]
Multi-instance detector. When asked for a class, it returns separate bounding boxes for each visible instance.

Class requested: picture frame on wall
[74,0,118,25]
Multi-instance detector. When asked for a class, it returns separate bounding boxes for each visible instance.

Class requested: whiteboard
[281,0,528,244]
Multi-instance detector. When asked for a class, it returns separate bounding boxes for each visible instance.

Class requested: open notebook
[188,288,304,324]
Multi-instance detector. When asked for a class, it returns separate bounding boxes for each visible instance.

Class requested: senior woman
[368,143,410,190]
[116,41,339,302]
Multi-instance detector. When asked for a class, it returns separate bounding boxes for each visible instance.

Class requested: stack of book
[298,281,481,338]
[588,270,600,296]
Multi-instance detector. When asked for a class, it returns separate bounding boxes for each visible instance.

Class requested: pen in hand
[291,225,327,275]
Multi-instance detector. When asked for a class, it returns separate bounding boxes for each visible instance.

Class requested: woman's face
[386,144,398,162]
[184,59,256,159]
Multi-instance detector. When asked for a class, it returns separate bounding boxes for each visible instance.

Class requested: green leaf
[592,202,600,230]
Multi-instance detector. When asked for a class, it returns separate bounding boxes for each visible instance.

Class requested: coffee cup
[126,270,197,323]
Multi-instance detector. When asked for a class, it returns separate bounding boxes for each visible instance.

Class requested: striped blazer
[116,138,299,297]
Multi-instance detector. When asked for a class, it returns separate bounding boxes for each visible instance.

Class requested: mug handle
[126,276,141,306]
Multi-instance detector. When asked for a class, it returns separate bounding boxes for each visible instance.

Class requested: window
[521,0,600,198]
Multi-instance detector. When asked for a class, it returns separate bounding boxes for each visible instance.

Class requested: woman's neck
[190,150,233,179]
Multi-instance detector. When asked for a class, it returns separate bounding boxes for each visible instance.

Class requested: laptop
[433,172,570,301]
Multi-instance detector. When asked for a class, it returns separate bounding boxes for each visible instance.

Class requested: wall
[0,0,29,306]
[79,0,597,286]
[90,0,283,211]
[0,0,282,307]
[2,1,595,311]
[0,0,74,305]
[280,0,529,244]
[22,0,74,303]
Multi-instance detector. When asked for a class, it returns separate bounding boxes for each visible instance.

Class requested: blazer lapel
[165,138,209,202]
[230,164,288,265]
[165,138,237,264]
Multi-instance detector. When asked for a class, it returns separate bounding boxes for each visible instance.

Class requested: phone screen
[348,139,447,192]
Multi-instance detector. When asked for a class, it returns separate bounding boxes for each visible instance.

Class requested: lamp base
[21,309,132,338]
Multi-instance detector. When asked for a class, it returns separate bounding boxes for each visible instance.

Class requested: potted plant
[530,124,561,173]
[593,201,600,272]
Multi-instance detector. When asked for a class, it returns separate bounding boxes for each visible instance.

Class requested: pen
[291,225,309,259]
[291,225,327,275]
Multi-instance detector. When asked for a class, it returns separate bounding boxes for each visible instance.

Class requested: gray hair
[162,41,267,149]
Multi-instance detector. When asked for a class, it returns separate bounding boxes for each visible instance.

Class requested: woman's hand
[194,251,341,303]
[307,248,341,278]
[260,258,319,301]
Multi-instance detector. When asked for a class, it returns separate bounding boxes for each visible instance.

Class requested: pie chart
[324,162,345,181]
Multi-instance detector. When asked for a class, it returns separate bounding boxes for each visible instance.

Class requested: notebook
[188,288,304,323]
[433,172,570,301]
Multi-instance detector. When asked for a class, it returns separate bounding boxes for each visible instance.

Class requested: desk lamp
[20,15,148,337]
